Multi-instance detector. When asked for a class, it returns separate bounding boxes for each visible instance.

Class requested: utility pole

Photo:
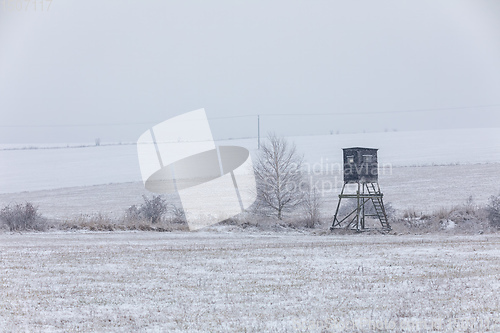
[257,115,260,149]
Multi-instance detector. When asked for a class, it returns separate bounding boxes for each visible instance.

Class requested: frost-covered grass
[0,232,499,332]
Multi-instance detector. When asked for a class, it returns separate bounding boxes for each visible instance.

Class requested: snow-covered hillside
[1,127,499,194]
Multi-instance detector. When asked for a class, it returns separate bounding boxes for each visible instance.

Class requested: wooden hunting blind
[331,147,391,231]
[343,147,378,183]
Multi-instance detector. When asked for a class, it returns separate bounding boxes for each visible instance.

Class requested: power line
[0,121,156,128]
[1,103,499,128]
[202,103,500,120]
[258,103,500,117]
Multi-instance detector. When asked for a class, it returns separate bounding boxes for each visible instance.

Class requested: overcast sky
[1,0,499,143]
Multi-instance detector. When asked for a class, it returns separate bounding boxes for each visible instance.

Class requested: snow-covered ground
[1,129,499,332]
[0,127,499,219]
[0,232,498,332]
[1,163,499,220]
[1,127,500,194]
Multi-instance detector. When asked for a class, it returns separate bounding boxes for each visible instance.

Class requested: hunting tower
[331,147,391,231]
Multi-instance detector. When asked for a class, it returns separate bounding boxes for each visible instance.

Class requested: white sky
[1,0,499,143]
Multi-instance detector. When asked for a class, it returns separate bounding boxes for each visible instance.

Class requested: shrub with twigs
[302,187,322,228]
[126,195,185,224]
[487,193,500,228]
[0,202,47,231]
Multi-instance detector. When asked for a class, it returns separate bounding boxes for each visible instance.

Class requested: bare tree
[302,187,322,228]
[254,133,304,220]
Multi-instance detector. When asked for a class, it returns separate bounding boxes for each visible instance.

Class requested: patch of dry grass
[58,213,189,232]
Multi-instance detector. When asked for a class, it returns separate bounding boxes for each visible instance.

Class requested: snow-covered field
[1,163,499,221]
[1,127,499,219]
[1,128,499,332]
[1,127,500,194]
[0,232,499,332]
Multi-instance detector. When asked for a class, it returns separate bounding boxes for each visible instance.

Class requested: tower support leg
[331,182,391,231]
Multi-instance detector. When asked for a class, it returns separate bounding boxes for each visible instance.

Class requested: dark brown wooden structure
[331,147,391,231]
[343,147,378,183]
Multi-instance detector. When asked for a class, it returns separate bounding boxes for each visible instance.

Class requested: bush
[169,205,186,224]
[487,193,500,228]
[0,202,46,231]
[143,195,168,223]
[402,208,419,220]
[302,187,322,228]
[434,207,452,220]
[126,195,185,224]
[463,195,477,216]
[391,198,492,235]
